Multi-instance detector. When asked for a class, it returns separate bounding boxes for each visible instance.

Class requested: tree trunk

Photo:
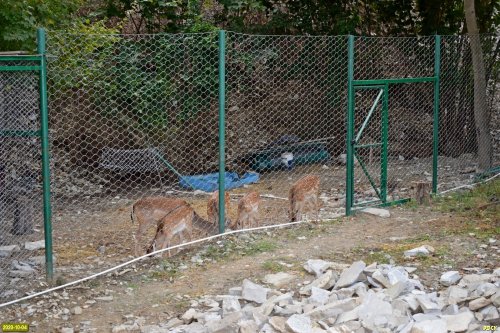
[464,0,492,172]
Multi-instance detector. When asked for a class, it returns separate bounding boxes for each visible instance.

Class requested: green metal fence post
[218,30,226,234]
[432,35,441,194]
[37,28,53,281]
[380,84,389,203]
[346,35,355,216]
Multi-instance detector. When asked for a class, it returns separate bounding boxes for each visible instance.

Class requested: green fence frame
[345,35,441,215]
[0,30,446,284]
[0,28,53,280]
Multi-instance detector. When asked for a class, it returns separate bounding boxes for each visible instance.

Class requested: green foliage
[49,20,218,132]
[0,0,80,51]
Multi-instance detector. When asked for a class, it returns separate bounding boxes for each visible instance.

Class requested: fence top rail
[0,55,42,61]
[45,30,497,38]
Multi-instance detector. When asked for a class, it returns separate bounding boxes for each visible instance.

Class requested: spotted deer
[207,191,232,227]
[230,191,260,230]
[289,175,320,222]
[131,197,190,256]
[146,204,220,257]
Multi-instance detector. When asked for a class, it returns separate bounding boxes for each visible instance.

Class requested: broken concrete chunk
[0,245,20,257]
[242,279,268,304]
[334,261,366,289]
[300,270,336,295]
[441,309,474,332]
[25,240,45,251]
[468,296,491,311]
[286,314,312,333]
[264,272,296,288]
[361,207,391,218]
[439,271,461,286]
[303,259,332,277]
[410,319,447,333]
[404,245,435,258]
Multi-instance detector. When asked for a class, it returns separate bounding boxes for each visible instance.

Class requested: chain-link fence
[438,34,500,192]
[0,58,45,300]
[0,31,498,303]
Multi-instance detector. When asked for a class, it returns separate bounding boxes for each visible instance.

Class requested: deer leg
[135,222,150,256]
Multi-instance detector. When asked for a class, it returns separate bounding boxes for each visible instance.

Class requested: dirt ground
[0,180,498,332]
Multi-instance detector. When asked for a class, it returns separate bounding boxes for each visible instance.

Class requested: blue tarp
[179,172,260,192]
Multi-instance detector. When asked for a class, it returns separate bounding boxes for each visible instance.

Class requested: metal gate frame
[0,29,53,280]
[345,35,441,215]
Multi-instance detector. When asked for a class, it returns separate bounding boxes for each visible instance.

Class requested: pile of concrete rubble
[129,259,499,333]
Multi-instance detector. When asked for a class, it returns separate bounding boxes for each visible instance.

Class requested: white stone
[334,261,366,289]
[59,328,74,333]
[492,291,500,307]
[205,311,242,332]
[361,207,391,218]
[358,291,393,330]
[71,306,83,315]
[404,245,435,258]
[441,309,474,332]
[242,279,268,304]
[371,270,391,288]
[303,260,332,277]
[447,286,468,304]
[469,296,491,310]
[25,240,45,251]
[286,314,312,333]
[479,305,499,320]
[264,272,296,288]
[410,319,446,333]
[228,287,242,296]
[309,287,330,305]
[439,271,461,286]
[305,298,358,321]
[0,245,20,257]
[269,316,287,332]
[300,270,336,295]
[238,320,258,333]
[184,322,208,333]
[182,308,198,323]
[387,267,409,286]
[222,296,241,316]
[416,294,441,313]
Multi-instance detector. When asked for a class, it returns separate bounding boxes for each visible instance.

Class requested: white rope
[0,215,342,308]
[439,172,499,194]
[3,173,495,308]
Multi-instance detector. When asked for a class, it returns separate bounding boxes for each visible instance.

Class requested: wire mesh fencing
[0,31,498,304]
[44,31,223,280]
[438,34,500,192]
[225,33,349,225]
[0,59,45,300]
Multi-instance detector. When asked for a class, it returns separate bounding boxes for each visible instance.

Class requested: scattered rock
[334,261,366,289]
[361,207,391,218]
[286,314,312,333]
[242,279,268,304]
[440,271,461,286]
[25,240,45,251]
[71,306,83,315]
[441,309,474,332]
[0,245,20,257]
[264,272,296,288]
[469,296,491,311]
[404,245,435,258]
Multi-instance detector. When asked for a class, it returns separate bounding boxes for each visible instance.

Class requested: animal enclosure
[0,31,498,302]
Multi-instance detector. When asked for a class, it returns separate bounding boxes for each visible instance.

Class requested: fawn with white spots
[207,190,232,227]
[230,191,260,230]
[289,175,320,222]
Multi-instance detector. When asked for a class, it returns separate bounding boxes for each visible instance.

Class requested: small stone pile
[143,259,499,333]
